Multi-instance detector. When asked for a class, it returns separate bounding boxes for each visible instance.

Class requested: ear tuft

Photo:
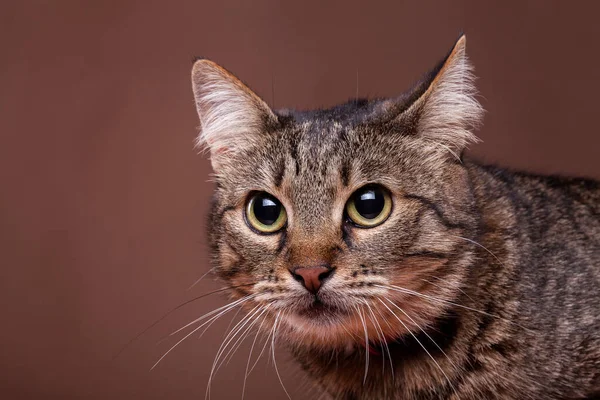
[408,35,484,154]
[191,60,276,169]
[191,55,206,64]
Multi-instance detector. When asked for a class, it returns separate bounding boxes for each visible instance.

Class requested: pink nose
[290,266,333,294]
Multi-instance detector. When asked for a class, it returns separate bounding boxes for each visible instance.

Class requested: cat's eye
[345,185,392,228]
[245,192,287,234]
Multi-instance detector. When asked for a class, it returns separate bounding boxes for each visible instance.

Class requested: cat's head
[192,35,483,350]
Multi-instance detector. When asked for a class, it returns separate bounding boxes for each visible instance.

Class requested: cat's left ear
[191,59,277,170]
[400,35,483,154]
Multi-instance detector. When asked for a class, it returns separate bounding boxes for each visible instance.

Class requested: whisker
[242,312,270,399]
[150,295,254,371]
[369,303,395,381]
[113,284,255,360]
[247,315,276,375]
[220,304,245,339]
[363,301,389,375]
[195,306,238,342]
[207,304,263,396]
[451,235,505,267]
[218,306,270,372]
[164,293,258,340]
[187,267,216,291]
[205,307,258,400]
[421,275,476,303]
[379,299,455,393]
[375,284,531,331]
[216,308,262,372]
[355,305,369,384]
[271,311,291,399]
[385,298,460,376]
[378,284,492,315]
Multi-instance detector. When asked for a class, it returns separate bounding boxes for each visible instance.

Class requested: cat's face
[193,35,482,350]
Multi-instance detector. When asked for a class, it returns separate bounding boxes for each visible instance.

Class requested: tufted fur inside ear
[404,35,484,155]
[191,59,277,170]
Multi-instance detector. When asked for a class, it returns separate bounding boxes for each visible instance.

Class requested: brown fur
[191,35,600,399]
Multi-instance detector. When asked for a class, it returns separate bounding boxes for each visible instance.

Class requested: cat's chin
[279,296,420,349]
[284,310,347,343]
[283,309,377,351]
[293,301,346,323]
[279,300,351,330]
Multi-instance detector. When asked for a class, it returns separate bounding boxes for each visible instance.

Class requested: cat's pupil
[253,194,281,225]
[354,188,385,219]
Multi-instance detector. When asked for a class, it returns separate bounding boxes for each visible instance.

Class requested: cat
[190,35,600,399]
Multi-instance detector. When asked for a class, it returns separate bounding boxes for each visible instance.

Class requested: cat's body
[289,161,600,399]
[191,35,600,399]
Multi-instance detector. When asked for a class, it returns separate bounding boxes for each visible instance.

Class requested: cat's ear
[191,59,277,170]
[401,35,483,155]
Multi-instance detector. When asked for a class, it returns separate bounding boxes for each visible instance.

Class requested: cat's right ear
[385,35,483,157]
[191,59,277,171]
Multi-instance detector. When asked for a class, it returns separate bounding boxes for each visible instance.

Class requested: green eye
[345,185,392,228]
[245,192,287,233]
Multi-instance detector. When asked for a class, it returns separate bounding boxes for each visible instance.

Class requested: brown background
[1,1,599,399]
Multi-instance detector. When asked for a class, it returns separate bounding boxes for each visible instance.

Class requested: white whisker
[206,304,262,399]
[363,301,391,377]
[169,294,257,338]
[187,267,216,291]
[451,235,504,267]
[355,305,369,384]
[378,283,533,333]
[247,312,276,375]
[379,298,455,393]
[221,303,245,338]
[375,284,513,325]
[271,311,291,399]
[151,295,254,371]
[210,305,263,379]
[218,306,269,372]
[370,303,395,381]
[421,275,476,303]
[242,312,270,399]
[386,298,460,375]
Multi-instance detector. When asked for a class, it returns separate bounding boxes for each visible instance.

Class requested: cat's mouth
[295,297,348,320]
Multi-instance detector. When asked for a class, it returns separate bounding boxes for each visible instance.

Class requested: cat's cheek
[217,241,240,274]
[388,256,449,288]
[214,241,254,289]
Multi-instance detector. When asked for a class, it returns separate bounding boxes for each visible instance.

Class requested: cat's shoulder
[465,159,600,212]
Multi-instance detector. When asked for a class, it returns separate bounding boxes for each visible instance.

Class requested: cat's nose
[289,265,333,294]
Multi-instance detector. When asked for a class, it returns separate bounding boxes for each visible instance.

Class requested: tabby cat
[190,35,600,399]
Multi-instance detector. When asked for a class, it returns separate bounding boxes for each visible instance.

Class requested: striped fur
[193,35,600,399]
